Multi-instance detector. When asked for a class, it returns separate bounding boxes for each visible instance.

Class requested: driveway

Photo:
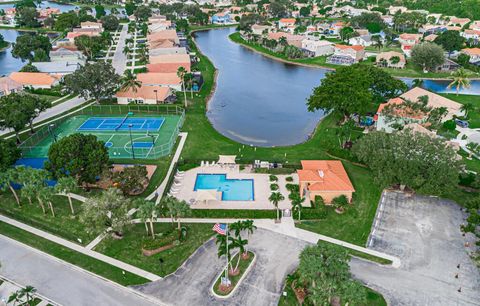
[112,24,129,75]
[0,235,161,306]
[136,229,308,306]
[351,191,480,306]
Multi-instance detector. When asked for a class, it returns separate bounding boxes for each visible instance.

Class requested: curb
[0,274,61,306]
[210,251,256,299]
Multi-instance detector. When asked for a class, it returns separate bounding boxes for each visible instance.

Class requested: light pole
[128,124,135,159]
[154,89,158,104]
[48,124,57,142]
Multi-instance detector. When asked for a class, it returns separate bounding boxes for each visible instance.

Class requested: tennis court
[20,111,183,159]
[77,117,165,132]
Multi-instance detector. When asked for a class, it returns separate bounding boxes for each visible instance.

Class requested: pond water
[195,28,480,147]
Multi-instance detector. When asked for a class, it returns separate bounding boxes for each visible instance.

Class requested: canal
[195,28,480,147]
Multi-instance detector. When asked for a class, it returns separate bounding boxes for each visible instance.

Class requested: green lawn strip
[459,149,480,173]
[28,94,63,104]
[212,251,254,296]
[441,93,480,128]
[0,221,149,286]
[94,223,214,276]
[229,32,465,79]
[0,194,97,246]
[278,273,386,306]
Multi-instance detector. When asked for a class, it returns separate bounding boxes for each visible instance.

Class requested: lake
[0,1,112,14]
[195,28,480,147]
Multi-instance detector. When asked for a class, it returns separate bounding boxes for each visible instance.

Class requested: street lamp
[128,123,135,159]
[48,124,57,142]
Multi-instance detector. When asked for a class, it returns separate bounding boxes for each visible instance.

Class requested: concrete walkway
[131,216,401,268]
[0,235,163,306]
[146,132,188,203]
[112,24,129,75]
[0,215,161,281]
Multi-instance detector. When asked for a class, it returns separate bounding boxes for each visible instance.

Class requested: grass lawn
[0,221,149,286]
[94,223,214,276]
[0,193,97,245]
[441,93,480,128]
[213,251,255,296]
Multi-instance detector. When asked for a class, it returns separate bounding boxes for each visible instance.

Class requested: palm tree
[372,35,383,50]
[55,176,77,215]
[461,103,475,119]
[269,192,285,221]
[18,285,37,305]
[39,186,55,217]
[120,70,142,93]
[215,232,234,275]
[291,194,305,222]
[448,68,471,96]
[231,236,248,272]
[241,220,256,256]
[7,290,22,305]
[412,78,423,88]
[177,66,188,108]
[0,168,21,206]
[137,199,158,239]
[122,45,131,56]
[166,197,191,232]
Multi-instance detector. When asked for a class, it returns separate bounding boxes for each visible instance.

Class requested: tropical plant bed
[212,251,255,297]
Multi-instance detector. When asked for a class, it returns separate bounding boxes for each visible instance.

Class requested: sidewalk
[0,215,161,281]
[131,217,401,268]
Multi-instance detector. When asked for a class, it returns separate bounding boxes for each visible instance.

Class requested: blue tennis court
[77,117,165,132]
[132,142,154,148]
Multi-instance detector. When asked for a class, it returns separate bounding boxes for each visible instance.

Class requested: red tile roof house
[267,32,304,48]
[298,160,355,204]
[0,77,23,97]
[327,44,365,65]
[278,18,296,29]
[461,48,480,64]
[115,85,174,104]
[9,72,61,89]
[136,72,182,91]
[147,30,180,45]
[146,54,191,73]
[375,87,464,133]
[398,33,422,57]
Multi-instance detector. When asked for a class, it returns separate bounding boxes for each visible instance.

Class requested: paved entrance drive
[136,229,308,306]
[351,192,480,306]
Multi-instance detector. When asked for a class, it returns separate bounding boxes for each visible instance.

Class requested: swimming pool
[194,174,254,201]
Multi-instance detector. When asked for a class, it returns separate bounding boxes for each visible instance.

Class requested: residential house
[80,21,103,31]
[9,72,61,89]
[328,22,345,36]
[436,58,460,72]
[49,48,86,63]
[116,85,174,104]
[348,34,374,47]
[298,160,355,204]
[449,18,471,28]
[251,24,272,35]
[375,87,464,132]
[331,5,368,17]
[461,48,480,64]
[398,33,422,57]
[462,30,480,41]
[0,77,22,97]
[301,39,334,56]
[211,12,232,24]
[423,34,438,42]
[136,72,182,91]
[149,46,187,56]
[149,21,172,32]
[267,32,304,48]
[278,18,296,30]
[147,54,191,73]
[381,15,394,26]
[327,44,365,65]
[148,30,180,45]
[376,51,406,69]
[427,13,442,24]
[388,6,408,15]
[31,61,83,75]
[470,21,480,31]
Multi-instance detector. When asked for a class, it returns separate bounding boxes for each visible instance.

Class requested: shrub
[286,183,299,193]
[313,196,325,208]
[269,174,278,182]
[270,183,279,191]
[332,195,349,208]
[286,176,293,182]
[443,119,457,131]
[301,205,329,220]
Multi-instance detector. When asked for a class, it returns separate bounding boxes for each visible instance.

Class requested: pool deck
[171,165,297,210]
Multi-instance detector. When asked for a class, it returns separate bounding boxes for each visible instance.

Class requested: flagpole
[225,223,229,282]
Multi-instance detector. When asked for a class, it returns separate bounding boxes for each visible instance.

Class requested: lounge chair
[200,161,205,167]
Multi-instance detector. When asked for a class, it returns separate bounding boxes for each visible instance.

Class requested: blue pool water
[194,174,254,201]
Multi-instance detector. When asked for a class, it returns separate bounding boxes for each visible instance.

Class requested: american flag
[212,223,227,235]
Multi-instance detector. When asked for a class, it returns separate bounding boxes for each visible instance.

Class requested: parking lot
[351,191,480,306]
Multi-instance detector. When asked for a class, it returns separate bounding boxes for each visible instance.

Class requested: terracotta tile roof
[149,39,176,49]
[399,33,422,41]
[298,160,355,192]
[423,34,438,41]
[9,72,60,86]
[279,18,296,24]
[147,62,191,73]
[400,87,463,115]
[376,51,405,62]
[115,85,171,101]
[147,30,178,42]
[335,44,364,51]
[0,77,22,93]
[462,47,480,55]
[136,72,181,85]
[377,97,425,120]
[67,32,100,39]
[149,54,190,64]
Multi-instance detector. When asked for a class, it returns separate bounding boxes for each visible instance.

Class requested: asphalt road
[0,235,162,306]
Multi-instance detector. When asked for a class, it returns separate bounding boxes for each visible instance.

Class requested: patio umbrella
[195,189,218,204]
[217,155,236,165]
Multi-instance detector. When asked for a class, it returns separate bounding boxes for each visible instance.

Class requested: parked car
[455,119,469,128]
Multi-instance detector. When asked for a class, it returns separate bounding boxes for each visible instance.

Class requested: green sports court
[20,105,184,159]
